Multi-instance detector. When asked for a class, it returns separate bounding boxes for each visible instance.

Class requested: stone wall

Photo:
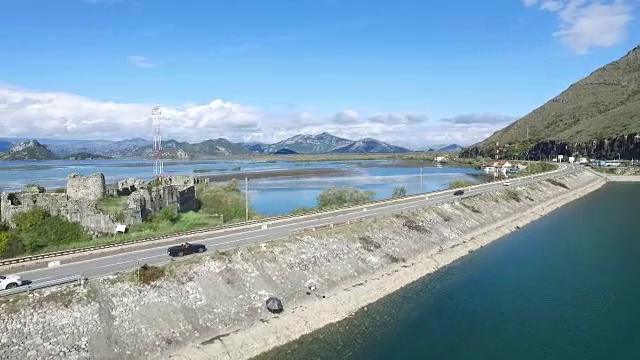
[67,173,106,201]
[0,170,602,360]
[0,191,120,235]
[0,173,198,235]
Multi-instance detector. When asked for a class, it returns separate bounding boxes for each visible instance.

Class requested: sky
[0,0,638,149]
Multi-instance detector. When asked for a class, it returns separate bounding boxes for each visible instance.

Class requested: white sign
[116,224,127,233]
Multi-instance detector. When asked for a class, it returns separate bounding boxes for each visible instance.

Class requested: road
[4,164,575,291]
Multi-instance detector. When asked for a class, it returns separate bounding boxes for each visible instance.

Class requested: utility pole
[245,176,249,221]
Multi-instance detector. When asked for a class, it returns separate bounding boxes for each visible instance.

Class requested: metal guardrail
[0,275,83,298]
[0,164,566,268]
[0,165,571,297]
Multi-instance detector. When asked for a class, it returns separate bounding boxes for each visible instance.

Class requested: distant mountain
[0,140,57,160]
[438,144,464,152]
[273,148,299,155]
[1,132,414,158]
[331,138,411,154]
[0,141,12,152]
[237,142,268,153]
[264,132,354,154]
[126,138,252,158]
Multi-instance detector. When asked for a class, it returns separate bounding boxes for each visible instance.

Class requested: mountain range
[0,133,464,160]
[461,44,640,160]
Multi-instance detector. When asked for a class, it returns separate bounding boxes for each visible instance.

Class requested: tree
[392,186,407,198]
[317,187,375,208]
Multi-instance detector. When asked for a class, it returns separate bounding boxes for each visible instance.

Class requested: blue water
[253,182,640,359]
[0,159,482,215]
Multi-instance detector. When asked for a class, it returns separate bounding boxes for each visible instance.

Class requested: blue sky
[0,0,638,147]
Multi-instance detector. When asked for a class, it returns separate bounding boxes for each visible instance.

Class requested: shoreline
[169,175,606,360]
[604,175,640,182]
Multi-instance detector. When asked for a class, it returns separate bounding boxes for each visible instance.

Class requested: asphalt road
[6,163,574,290]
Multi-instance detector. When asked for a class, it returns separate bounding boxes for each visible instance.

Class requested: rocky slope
[461,45,640,159]
[0,170,601,360]
[0,140,57,160]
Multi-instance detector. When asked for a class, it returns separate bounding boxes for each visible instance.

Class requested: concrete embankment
[0,170,604,360]
[603,175,640,182]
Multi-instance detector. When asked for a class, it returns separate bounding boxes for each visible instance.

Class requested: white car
[0,274,22,290]
[504,181,512,186]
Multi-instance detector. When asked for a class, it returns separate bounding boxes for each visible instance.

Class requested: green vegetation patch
[358,235,382,252]
[449,180,474,189]
[459,201,482,213]
[96,195,128,214]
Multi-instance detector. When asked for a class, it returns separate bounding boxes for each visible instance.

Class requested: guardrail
[0,275,83,298]
[0,164,567,268]
[0,164,572,297]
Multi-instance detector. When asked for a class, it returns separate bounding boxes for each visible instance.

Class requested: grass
[96,195,128,214]
[432,208,452,222]
[449,180,474,189]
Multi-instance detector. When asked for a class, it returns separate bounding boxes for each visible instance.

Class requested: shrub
[449,180,474,189]
[13,207,50,231]
[24,184,46,193]
[13,208,87,253]
[157,206,179,223]
[0,232,24,259]
[197,181,257,222]
[139,264,165,284]
[392,186,407,198]
[317,187,375,209]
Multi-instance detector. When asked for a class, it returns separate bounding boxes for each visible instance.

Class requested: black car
[453,190,464,196]
[167,242,207,257]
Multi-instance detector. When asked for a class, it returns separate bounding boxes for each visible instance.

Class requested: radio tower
[152,106,164,179]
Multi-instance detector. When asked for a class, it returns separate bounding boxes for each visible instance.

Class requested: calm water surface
[0,159,482,215]
[253,183,640,360]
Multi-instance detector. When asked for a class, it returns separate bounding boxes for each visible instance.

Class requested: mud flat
[204,167,354,182]
[0,170,603,360]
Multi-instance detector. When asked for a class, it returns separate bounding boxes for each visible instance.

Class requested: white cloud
[440,113,516,125]
[0,86,512,148]
[524,0,634,54]
[127,55,154,68]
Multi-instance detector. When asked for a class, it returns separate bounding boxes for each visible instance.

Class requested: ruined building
[0,173,199,235]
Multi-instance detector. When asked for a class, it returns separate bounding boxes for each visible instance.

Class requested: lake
[252,182,640,359]
[0,159,483,215]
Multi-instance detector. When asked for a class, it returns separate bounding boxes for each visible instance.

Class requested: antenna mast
[152,106,164,179]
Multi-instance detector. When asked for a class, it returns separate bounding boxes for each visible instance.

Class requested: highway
[4,163,575,292]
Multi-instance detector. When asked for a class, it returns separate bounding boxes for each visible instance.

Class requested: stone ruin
[0,173,200,235]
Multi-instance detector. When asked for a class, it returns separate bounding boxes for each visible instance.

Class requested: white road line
[19,168,575,283]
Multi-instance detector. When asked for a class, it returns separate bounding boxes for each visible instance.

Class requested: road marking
[19,168,576,285]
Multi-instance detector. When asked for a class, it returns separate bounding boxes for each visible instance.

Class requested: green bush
[156,206,179,223]
[13,208,87,253]
[317,187,375,209]
[0,232,24,259]
[196,180,256,222]
[449,180,474,189]
[392,186,407,198]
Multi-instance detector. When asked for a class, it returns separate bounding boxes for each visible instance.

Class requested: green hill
[460,45,640,160]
